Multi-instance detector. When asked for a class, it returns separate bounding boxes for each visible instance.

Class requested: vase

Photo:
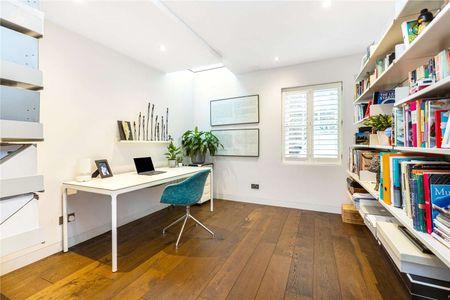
[377,131,390,146]
[168,160,176,168]
[191,151,205,165]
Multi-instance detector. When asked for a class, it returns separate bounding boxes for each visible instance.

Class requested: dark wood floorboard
[0,200,409,300]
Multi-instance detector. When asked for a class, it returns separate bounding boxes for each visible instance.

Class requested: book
[373,90,395,104]
[394,107,404,146]
[424,173,450,233]
[401,20,418,46]
[435,110,448,148]
[432,232,450,248]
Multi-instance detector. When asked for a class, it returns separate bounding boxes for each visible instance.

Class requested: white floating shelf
[378,200,450,268]
[0,175,44,198]
[117,140,171,144]
[346,171,379,200]
[0,60,43,90]
[353,116,368,126]
[0,119,43,142]
[394,146,450,155]
[354,0,444,83]
[351,144,393,151]
[0,0,44,38]
[394,76,450,107]
[354,3,450,103]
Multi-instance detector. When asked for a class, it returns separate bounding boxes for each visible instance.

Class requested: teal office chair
[160,170,214,248]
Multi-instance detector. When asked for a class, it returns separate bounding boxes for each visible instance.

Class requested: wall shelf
[354,0,444,83]
[354,3,450,103]
[351,144,393,151]
[394,76,450,107]
[378,200,450,268]
[117,140,171,144]
[0,0,44,38]
[346,171,379,200]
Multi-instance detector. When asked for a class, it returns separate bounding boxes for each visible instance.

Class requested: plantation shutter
[282,82,341,164]
[283,90,308,159]
[313,87,339,159]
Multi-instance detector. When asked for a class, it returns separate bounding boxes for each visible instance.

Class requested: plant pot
[168,160,176,168]
[191,151,205,165]
[369,134,379,145]
[377,131,390,146]
[178,163,183,167]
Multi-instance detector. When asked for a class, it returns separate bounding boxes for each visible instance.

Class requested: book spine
[416,174,426,232]
[423,175,433,234]
[410,174,419,229]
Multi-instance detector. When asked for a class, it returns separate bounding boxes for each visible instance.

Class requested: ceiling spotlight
[274,56,279,62]
[159,44,166,52]
[322,0,331,8]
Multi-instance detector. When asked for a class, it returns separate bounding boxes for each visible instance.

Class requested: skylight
[188,63,224,73]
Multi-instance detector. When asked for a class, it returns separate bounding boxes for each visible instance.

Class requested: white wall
[0,21,194,274]
[193,55,360,213]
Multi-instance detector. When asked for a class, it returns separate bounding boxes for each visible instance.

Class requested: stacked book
[379,152,450,248]
[408,49,449,94]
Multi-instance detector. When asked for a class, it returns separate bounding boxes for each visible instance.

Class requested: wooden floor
[0,200,409,300]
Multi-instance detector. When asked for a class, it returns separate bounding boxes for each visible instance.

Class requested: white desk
[61,166,213,272]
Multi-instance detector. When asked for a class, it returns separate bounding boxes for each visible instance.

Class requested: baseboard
[0,241,61,276]
[68,203,169,247]
[215,193,341,214]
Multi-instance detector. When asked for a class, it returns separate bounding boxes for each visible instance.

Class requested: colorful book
[424,173,450,233]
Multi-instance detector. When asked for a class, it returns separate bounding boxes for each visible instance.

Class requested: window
[282,82,342,164]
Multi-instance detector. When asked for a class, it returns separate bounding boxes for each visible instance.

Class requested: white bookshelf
[354,2,450,103]
[346,171,379,200]
[351,144,393,151]
[0,0,44,38]
[394,146,450,155]
[353,116,368,126]
[354,0,444,83]
[394,76,450,107]
[378,200,450,268]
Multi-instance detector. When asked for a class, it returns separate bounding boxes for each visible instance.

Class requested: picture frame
[211,128,259,157]
[210,94,259,126]
[95,159,113,178]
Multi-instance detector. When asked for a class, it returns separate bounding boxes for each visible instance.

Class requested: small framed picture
[95,159,113,178]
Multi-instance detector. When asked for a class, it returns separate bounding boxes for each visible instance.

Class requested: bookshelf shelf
[353,116,368,126]
[394,146,450,155]
[354,2,450,103]
[354,0,445,83]
[378,200,450,268]
[351,144,393,151]
[117,140,171,144]
[346,171,379,200]
[394,76,450,107]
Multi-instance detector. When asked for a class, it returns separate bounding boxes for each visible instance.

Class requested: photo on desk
[95,159,113,178]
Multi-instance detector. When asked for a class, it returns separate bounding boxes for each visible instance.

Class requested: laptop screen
[133,157,155,174]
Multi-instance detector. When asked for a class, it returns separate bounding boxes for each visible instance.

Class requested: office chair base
[162,206,214,248]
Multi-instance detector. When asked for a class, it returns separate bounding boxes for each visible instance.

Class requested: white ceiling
[43,0,395,74]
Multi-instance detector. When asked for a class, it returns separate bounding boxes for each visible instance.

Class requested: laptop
[133,157,166,176]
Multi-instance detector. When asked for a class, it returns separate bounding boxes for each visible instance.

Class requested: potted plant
[176,156,183,167]
[363,114,392,146]
[165,141,181,168]
[181,127,222,165]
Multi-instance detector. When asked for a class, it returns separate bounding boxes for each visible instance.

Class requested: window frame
[281,81,343,166]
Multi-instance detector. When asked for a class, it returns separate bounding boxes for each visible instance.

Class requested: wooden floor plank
[0,200,410,300]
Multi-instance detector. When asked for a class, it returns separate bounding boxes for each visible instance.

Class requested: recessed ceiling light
[274,56,279,62]
[159,44,166,52]
[322,0,331,8]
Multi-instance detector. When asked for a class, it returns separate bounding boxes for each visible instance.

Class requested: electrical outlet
[251,184,259,190]
[59,212,75,225]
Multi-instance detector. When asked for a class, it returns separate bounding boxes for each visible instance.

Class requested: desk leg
[62,187,69,252]
[210,168,214,212]
[111,194,118,272]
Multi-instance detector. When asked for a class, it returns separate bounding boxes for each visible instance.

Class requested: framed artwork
[212,128,259,157]
[210,95,259,126]
[95,159,113,178]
